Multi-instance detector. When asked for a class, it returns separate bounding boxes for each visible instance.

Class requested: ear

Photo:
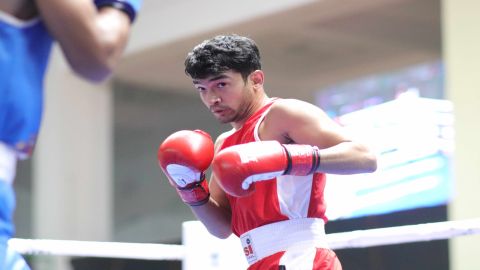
[249,70,264,88]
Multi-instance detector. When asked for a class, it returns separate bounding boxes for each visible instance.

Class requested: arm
[266,98,377,174]
[157,130,232,239]
[189,172,232,239]
[212,99,377,197]
[189,133,233,239]
[35,0,141,82]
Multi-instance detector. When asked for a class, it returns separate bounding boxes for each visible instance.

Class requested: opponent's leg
[0,143,31,270]
[4,245,31,270]
[0,180,16,268]
[0,180,32,270]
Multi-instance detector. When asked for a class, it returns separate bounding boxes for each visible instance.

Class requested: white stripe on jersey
[277,174,313,219]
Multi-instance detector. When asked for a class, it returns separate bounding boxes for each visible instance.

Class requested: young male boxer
[0,0,141,268]
[158,34,377,270]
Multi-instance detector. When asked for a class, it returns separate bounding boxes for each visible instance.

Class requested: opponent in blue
[0,0,142,268]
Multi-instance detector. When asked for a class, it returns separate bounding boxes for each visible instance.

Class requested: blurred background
[13,0,479,269]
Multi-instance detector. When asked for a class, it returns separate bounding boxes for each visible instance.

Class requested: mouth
[211,107,227,115]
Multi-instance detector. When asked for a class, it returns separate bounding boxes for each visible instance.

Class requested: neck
[231,94,270,130]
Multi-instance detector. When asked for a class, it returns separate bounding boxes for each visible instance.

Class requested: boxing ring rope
[8,239,186,261]
[326,218,480,249]
[8,218,480,261]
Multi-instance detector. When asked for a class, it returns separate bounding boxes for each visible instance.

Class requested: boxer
[0,1,141,268]
[158,34,377,269]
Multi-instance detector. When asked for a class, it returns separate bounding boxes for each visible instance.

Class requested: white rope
[8,239,186,261]
[8,218,480,260]
[327,218,480,249]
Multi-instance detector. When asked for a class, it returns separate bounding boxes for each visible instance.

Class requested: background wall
[112,83,223,243]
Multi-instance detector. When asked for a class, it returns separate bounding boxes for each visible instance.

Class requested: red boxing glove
[157,130,214,206]
[212,141,320,197]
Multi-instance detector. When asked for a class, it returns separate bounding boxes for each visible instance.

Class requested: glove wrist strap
[282,144,321,176]
[94,0,139,22]
[177,175,210,206]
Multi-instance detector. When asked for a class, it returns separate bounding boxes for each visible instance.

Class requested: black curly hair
[184,34,261,81]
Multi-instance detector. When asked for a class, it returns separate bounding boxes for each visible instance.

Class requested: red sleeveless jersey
[219,98,328,236]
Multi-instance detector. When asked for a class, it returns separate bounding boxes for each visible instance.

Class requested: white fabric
[0,143,18,184]
[276,174,313,219]
[279,246,317,270]
[252,101,270,142]
[239,218,329,265]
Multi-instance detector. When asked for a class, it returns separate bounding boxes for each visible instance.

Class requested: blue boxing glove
[94,0,142,23]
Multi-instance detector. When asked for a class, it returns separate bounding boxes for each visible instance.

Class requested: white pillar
[442,1,480,269]
[32,47,113,270]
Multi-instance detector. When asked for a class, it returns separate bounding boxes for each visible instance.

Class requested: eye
[217,82,227,89]
[195,86,206,92]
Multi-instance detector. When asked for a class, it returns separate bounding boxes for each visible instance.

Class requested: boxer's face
[193,70,256,125]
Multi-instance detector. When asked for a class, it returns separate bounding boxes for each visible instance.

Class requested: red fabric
[247,248,342,270]
[219,98,328,236]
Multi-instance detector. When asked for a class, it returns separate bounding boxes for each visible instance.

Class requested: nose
[207,91,221,105]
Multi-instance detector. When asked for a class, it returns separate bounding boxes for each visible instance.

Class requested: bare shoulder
[267,98,325,125]
[261,98,341,144]
[269,98,321,115]
[258,99,316,142]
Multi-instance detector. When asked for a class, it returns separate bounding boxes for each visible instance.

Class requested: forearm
[35,0,131,82]
[316,141,377,174]
[213,140,378,197]
[190,198,232,239]
[157,130,231,237]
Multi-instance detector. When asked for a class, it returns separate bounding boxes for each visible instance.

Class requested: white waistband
[239,218,329,265]
[0,142,18,184]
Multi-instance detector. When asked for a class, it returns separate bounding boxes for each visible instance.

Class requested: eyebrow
[193,74,230,85]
